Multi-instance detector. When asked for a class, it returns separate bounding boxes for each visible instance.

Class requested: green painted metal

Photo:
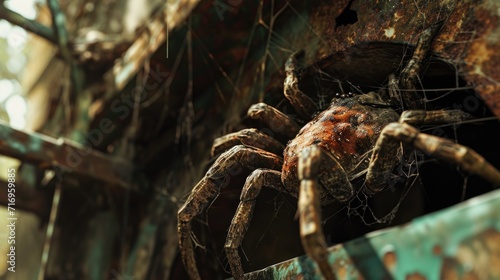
[244,189,500,279]
[0,3,57,43]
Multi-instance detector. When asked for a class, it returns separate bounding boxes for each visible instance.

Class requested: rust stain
[440,228,500,279]
[432,245,442,256]
[440,257,461,280]
[336,264,347,279]
[461,4,500,116]
[383,251,397,271]
[483,229,500,277]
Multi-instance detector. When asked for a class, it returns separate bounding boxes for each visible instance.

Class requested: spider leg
[247,102,301,140]
[397,21,443,110]
[224,169,285,279]
[211,128,285,157]
[178,146,283,280]
[284,51,318,120]
[297,146,339,280]
[366,109,477,194]
[365,111,500,194]
[399,109,474,125]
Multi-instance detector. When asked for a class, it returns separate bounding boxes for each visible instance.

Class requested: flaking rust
[306,0,500,117]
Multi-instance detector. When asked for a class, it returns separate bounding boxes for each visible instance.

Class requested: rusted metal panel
[244,189,500,280]
[306,0,500,117]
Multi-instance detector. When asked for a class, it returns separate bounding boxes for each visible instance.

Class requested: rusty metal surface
[0,121,133,189]
[244,189,500,280]
[305,0,500,117]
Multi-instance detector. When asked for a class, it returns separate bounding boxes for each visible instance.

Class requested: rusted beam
[0,122,133,189]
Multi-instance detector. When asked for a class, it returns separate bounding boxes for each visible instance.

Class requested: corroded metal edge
[243,188,500,279]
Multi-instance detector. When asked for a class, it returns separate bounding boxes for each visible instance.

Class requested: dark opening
[335,0,358,29]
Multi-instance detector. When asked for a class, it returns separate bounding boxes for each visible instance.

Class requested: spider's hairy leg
[178,146,283,280]
[365,121,500,195]
[211,128,285,157]
[247,103,301,140]
[284,51,318,120]
[398,21,444,109]
[298,146,339,280]
[399,109,474,125]
[365,109,477,194]
[178,179,218,280]
[224,169,285,280]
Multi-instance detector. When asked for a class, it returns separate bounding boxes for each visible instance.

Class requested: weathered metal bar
[0,121,133,189]
[105,9,167,92]
[244,189,500,279]
[104,0,200,93]
[0,4,57,43]
[46,0,71,62]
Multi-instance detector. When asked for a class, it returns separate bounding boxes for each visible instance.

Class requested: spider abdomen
[282,98,398,201]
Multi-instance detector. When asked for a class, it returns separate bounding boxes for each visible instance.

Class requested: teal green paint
[9,140,27,154]
[28,135,42,153]
[368,191,500,280]
[87,212,118,280]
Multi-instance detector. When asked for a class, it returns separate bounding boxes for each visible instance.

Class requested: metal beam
[0,121,134,189]
[0,4,57,43]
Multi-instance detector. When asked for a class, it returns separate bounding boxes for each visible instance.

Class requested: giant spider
[177,22,500,280]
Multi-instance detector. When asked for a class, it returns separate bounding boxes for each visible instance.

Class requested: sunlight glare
[0,79,14,103]
[5,95,27,129]
[0,21,12,39]
[4,0,38,20]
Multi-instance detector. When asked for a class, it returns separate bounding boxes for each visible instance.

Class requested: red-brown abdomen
[282,98,399,197]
